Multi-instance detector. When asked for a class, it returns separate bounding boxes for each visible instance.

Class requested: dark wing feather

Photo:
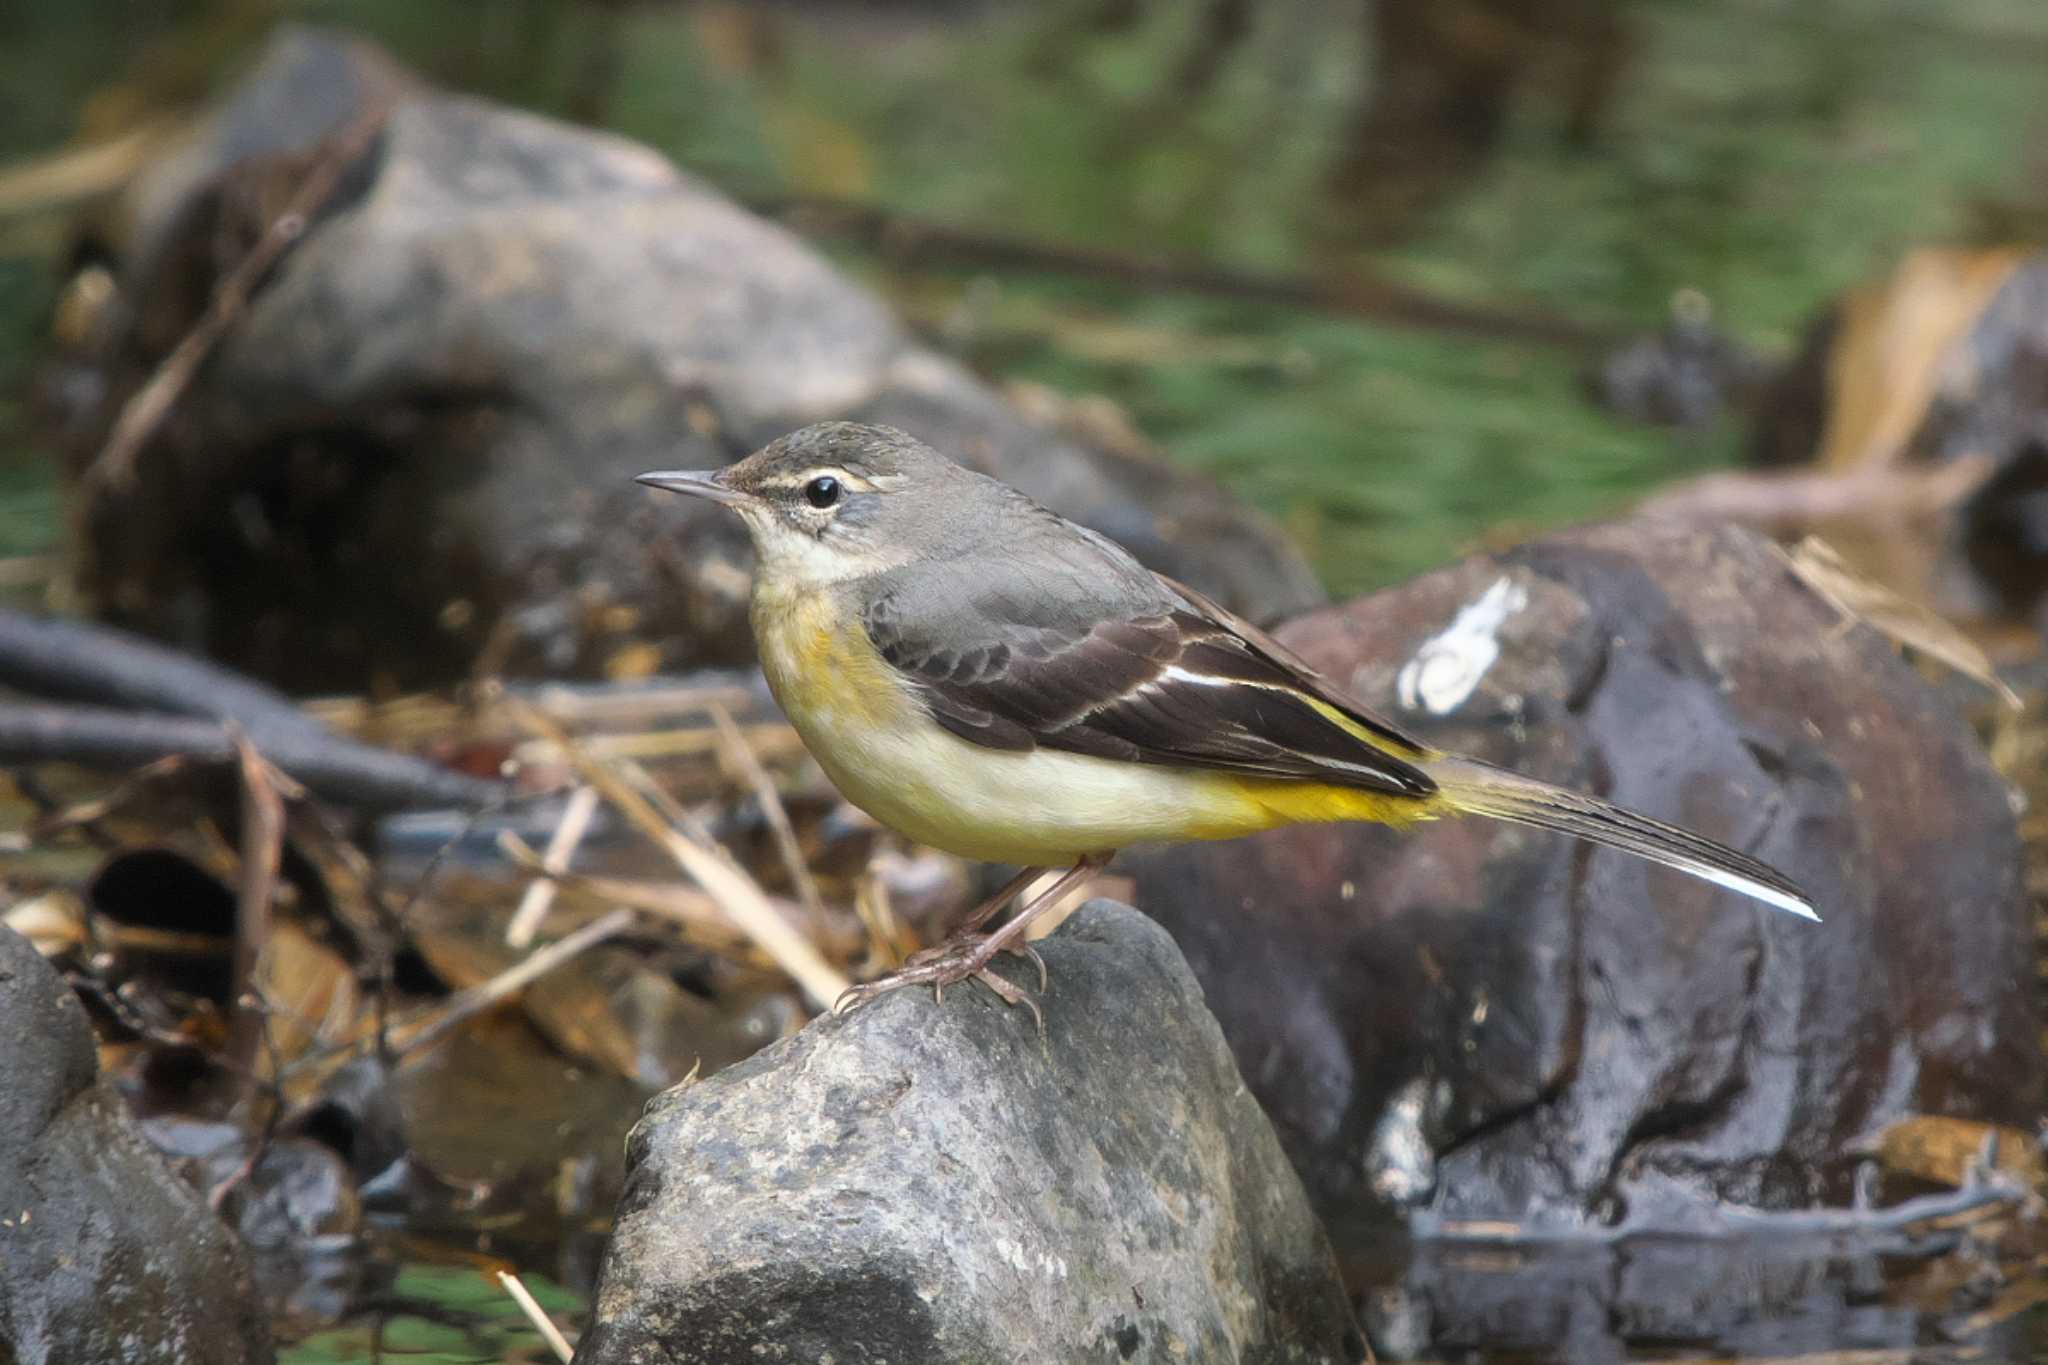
[862,558,1437,799]
[1157,573,1428,760]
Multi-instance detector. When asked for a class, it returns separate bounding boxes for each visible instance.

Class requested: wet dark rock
[47,27,1320,693]
[1586,294,1771,429]
[139,1118,365,1334]
[575,901,1364,1365]
[283,1056,409,1189]
[0,924,273,1365]
[1749,249,2048,626]
[1123,521,2039,1237]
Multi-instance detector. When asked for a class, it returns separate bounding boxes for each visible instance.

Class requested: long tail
[1425,756,1818,922]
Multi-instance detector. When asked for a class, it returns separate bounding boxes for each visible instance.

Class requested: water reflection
[1344,1221,2045,1362]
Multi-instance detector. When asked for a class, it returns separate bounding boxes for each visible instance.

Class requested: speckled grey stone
[574,901,1364,1365]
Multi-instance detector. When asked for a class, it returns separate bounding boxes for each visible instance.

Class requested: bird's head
[638,422,991,589]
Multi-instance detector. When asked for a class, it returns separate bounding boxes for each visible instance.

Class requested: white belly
[799,706,1262,865]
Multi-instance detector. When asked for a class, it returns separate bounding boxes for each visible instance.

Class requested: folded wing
[862,567,1437,800]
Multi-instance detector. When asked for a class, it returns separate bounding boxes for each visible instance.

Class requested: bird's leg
[954,864,1046,935]
[834,854,1111,1026]
[975,853,1111,953]
[946,864,1050,993]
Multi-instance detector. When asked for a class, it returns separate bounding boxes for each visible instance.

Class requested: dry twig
[1782,536,2022,709]
[509,721,807,768]
[501,692,849,1010]
[373,781,524,1067]
[227,734,298,1103]
[25,753,193,840]
[494,1269,574,1363]
[1634,456,1992,532]
[395,907,638,1061]
[79,102,390,500]
[0,119,179,220]
[524,679,761,726]
[0,555,53,590]
[504,784,600,948]
[705,699,827,921]
[497,829,862,962]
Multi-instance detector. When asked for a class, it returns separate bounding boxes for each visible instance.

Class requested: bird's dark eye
[803,476,841,509]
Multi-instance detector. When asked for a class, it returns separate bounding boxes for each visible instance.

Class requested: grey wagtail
[639,422,1815,1018]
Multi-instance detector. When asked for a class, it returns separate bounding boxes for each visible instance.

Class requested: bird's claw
[1014,943,1048,992]
[833,933,1048,1034]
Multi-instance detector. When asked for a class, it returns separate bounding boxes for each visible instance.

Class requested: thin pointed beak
[635,469,755,507]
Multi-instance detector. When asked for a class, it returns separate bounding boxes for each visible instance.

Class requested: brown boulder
[1122,520,2038,1231]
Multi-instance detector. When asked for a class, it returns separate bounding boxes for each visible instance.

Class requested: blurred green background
[4,0,2045,595]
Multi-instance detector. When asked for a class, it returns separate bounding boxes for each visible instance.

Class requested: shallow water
[1346,1223,2048,1363]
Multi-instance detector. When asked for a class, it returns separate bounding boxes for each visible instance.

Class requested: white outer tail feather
[1426,757,1820,923]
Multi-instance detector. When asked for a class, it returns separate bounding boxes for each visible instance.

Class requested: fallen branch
[1633,456,1992,532]
[1422,1174,2029,1247]
[0,608,332,743]
[1713,1176,2029,1237]
[0,703,504,811]
[755,193,1613,355]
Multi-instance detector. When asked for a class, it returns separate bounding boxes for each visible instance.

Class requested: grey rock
[1586,302,1769,430]
[50,27,1321,693]
[0,925,273,1365]
[1123,521,2040,1239]
[0,921,97,1159]
[575,901,1364,1365]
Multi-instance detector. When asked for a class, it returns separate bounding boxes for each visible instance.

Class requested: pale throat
[740,509,911,595]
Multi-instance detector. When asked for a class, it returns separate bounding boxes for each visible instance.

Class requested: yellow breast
[751,585,906,734]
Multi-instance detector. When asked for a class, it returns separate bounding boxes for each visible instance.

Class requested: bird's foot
[834,935,1049,1032]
